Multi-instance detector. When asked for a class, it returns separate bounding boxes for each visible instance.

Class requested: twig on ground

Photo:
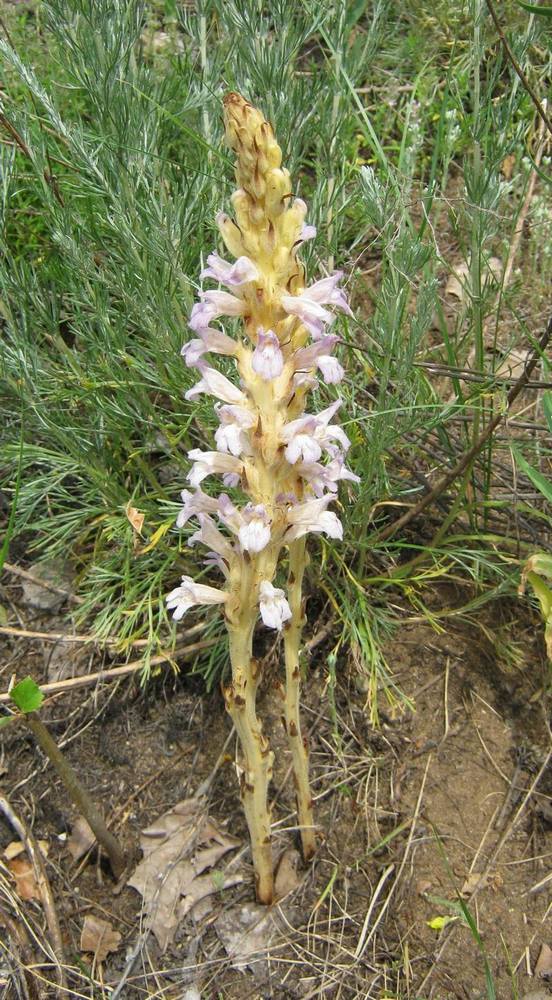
[0,792,67,991]
[0,637,218,703]
[0,620,207,646]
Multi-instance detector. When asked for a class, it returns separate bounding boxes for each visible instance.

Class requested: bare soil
[1,573,551,1000]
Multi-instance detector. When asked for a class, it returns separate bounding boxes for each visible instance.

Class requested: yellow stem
[283,537,316,861]
[225,610,274,904]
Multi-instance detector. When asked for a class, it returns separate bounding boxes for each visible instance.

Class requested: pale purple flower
[176,488,219,528]
[239,504,271,553]
[281,272,352,338]
[203,551,229,577]
[187,449,243,487]
[189,290,245,333]
[251,329,284,381]
[293,335,343,384]
[185,365,246,405]
[292,371,319,392]
[216,495,271,553]
[259,580,292,630]
[317,355,344,384]
[284,495,343,542]
[299,223,317,242]
[222,472,241,488]
[188,513,234,562]
[214,403,255,456]
[181,327,236,367]
[281,400,350,464]
[297,457,360,497]
[201,252,259,287]
[181,339,208,367]
[166,575,228,621]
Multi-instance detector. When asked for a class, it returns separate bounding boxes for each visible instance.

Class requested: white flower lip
[166,575,228,621]
[259,580,292,630]
[284,495,343,542]
[281,399,350,465]
[216,495,271,554]
[238,503,271,553]
[214,403,255,457]
[251,329,284,381]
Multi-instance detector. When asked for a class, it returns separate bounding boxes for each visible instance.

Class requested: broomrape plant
[166,93,357,904]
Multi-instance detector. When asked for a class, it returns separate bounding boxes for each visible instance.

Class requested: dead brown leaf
[274,849,300,900]
[7,857,39,901]
[460,871,492,896]
[215,901,282,983]
[445,257,502,301]
[127,798,241,951]
[125,503,144,536]
[68,816,96,862]
[4,839,48,861]
[535,942,552,980]
[501,153,516,179]
[80,914,122,963]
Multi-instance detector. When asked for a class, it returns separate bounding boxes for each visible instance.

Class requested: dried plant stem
[284,538,316,861]
[22,714,126,879]
[225,607,274,904]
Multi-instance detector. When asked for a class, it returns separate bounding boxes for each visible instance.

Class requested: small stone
[20,560,73,612]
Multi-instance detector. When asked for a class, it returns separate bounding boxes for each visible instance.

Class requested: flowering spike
[167,93,356,904]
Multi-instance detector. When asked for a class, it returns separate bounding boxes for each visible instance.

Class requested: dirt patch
[0,577,551,999]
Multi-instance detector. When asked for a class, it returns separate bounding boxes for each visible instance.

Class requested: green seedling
[1,675,125,878]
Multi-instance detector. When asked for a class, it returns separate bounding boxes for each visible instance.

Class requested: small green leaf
[517,0,552,15]
[0,605,7,626]
[211,870,226,892]
[10,676,44,714]
[0,715,17,731]
[543,392,552,434]
[514,448,552,504]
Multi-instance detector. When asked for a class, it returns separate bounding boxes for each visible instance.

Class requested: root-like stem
[284,538,316,862]
[23,714,126,879]
[226,621,274,904]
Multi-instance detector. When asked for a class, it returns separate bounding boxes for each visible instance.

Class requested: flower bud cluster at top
[167,93,358,631]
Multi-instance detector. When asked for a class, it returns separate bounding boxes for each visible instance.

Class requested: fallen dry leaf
[274,849,300,900]
[125,503,144,536]
[495,349,530,381]
[4,839,48,861]
[127,798,241,951]
[445,257,502,301]
[80,914,122,963]
[7,857,40,901]
[215,901,281,984]
[535,942,552,980]
[460,871,492,896]
[68,816,96,862]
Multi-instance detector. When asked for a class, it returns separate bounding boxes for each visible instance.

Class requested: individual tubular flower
[167,93,356,905]
[166,576,228,621]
